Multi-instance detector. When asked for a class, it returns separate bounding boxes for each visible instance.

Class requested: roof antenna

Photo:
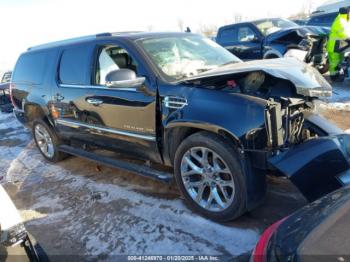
[185,27,191,33]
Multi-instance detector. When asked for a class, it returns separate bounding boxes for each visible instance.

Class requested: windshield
[138,35,241,81]
[253,18,298,36]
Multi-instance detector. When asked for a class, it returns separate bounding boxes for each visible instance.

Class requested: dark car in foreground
[0,184,47,262]
[216,18,329,60]
[251,186,350,262]
[10,32,350,221]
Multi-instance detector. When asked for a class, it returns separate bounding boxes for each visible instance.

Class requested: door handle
[86,98,103,106]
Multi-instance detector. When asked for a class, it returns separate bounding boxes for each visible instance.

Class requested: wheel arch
[24,103,53,128]
[263,49,283,59]
[163,122,243,166]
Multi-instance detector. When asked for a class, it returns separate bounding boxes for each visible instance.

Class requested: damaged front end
[264,98,350,201]
[182,56,348,202]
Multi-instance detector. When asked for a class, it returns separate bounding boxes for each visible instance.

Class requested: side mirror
[251,36,261,43]
[105,69,145,88]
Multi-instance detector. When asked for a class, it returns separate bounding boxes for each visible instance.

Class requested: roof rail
[27,34,98,51]
[27,31,143,51]
[96,32,112,37]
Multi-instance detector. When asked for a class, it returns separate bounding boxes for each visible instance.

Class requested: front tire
[174,132,247,221]
[32,120,67,162]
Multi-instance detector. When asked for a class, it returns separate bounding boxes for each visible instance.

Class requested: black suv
[10,32,350,221]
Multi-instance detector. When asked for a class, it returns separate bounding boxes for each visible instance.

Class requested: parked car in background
[307,12,337,27]
[0,71,13,113]
[292,19,308,26]
[307,0,349,27]
[216,18,329,60]
[1,71,12,84]
[0,84,12,113]
[251,186,350,262]
[10,32,350,221]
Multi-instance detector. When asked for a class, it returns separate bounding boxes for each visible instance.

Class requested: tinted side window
[308,13,337,26]
[59,45,91,85]
[13,52,48,85]
[218,27,237,44]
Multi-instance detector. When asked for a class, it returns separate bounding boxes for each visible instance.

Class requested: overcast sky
[0,0,327,70]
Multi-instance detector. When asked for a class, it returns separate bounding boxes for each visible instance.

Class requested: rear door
[52,43,97,143]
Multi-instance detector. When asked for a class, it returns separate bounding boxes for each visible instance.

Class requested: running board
[58,145,173,183]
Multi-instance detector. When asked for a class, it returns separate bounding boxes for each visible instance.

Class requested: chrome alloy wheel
[34,124,54,158]
[180,147,235,212]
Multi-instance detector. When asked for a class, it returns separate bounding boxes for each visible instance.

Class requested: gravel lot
[0,83,349,260]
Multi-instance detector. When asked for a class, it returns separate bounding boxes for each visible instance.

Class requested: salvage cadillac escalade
[10,32,350,221]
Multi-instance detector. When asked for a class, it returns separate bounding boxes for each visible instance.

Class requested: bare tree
[177,18,184,32]
[197,23,218,37]
[233,13,242,23]
[289,3,309,20]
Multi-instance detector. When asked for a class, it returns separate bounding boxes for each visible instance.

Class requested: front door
[87,43,160,162]
[54,42,160,163]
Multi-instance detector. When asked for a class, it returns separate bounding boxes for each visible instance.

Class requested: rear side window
[308,13,337,26]
[218,27,237,44]
[12,52,48,85]
[59,45,91,85]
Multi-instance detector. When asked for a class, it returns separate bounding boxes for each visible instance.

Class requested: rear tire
[32,120,67,162]
[174,132,247,221]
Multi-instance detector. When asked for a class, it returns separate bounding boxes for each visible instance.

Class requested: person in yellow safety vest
[327,7,350,82]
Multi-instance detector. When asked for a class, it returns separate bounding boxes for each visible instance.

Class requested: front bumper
[269,134,350,201]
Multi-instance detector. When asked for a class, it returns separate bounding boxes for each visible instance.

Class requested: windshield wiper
[220,61,239,67]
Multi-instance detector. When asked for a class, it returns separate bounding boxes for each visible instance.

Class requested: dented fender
[269,134,350,201]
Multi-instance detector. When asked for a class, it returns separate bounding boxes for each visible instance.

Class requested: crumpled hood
[266,26,330,42]
[182,58,332,98]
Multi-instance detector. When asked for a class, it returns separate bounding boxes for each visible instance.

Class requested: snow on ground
[0,113,30,182]
[0,112,260,257]
[322,82,350,111]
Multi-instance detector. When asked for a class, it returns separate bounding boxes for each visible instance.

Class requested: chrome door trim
[55,118,156,142]
[59,84,137,92]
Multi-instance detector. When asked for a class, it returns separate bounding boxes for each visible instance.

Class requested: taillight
[9,83,16,108]
[251,217,287,262]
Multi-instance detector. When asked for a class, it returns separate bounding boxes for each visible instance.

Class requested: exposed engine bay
[193,71,300,100]
[185,69,326,152]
